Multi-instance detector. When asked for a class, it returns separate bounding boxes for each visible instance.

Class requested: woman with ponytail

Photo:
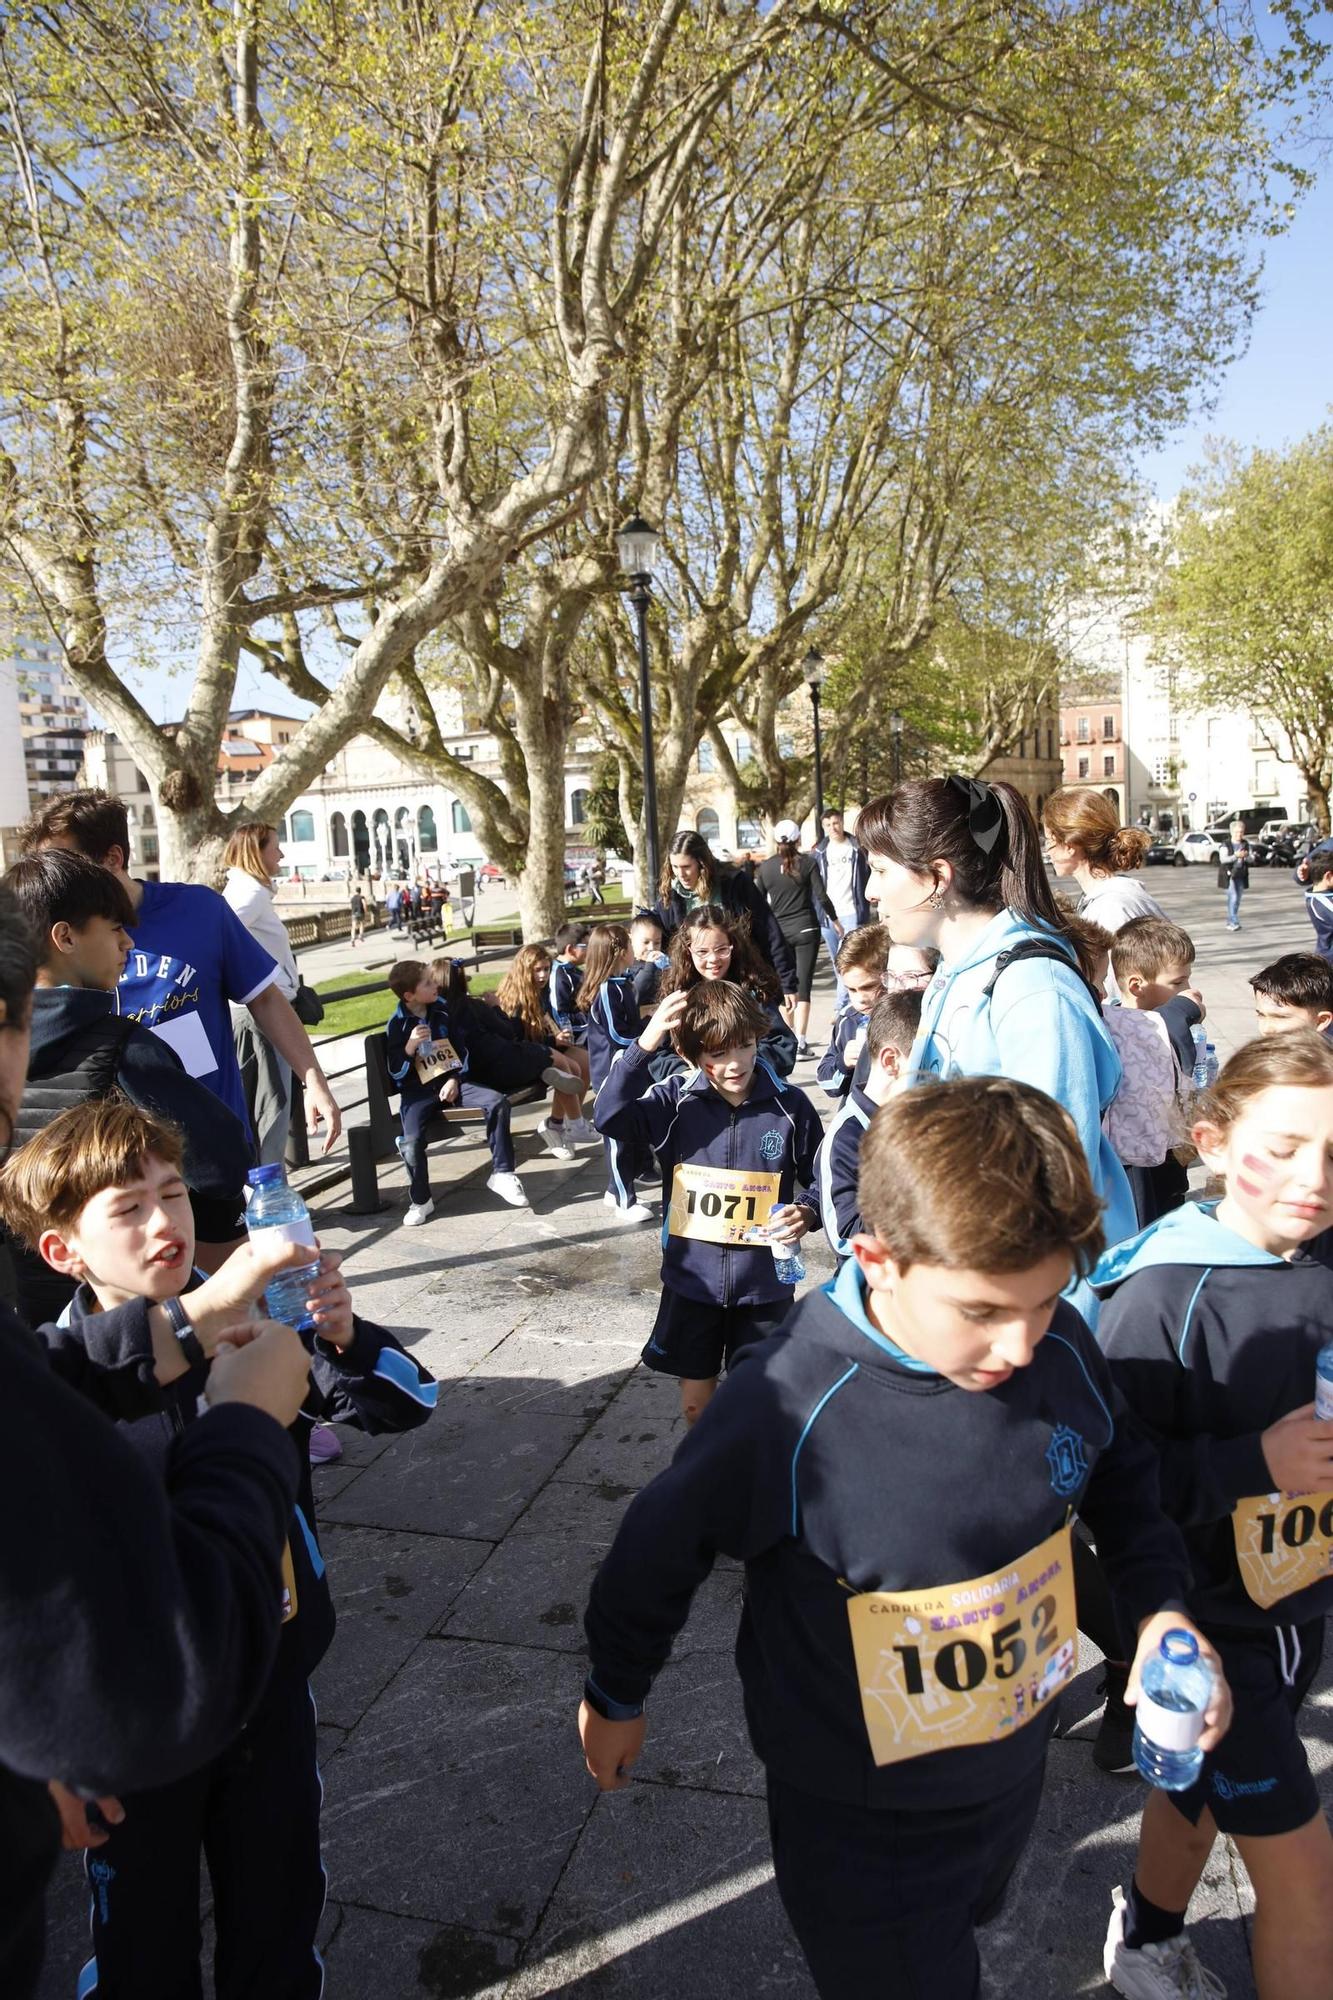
[856,776,1137,1266]
[1042,787,1166,935]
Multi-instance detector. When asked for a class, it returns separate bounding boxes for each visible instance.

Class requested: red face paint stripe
[1240,1153,1276,1180]
[1235,1176,1264,1197]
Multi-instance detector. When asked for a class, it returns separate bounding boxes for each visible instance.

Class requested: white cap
[773,818,801,842]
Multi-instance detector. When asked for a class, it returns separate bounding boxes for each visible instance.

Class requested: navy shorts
[640,1288,792,1382]
[1167,1616,1324,1838]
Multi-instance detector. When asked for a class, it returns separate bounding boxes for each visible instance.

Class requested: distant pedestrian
[588,855,606,905]
[1220,838,1250,931]
[349,881,366,945]
[385,883,402,931]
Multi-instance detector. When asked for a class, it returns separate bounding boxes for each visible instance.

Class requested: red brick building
[1060,698,1124,820]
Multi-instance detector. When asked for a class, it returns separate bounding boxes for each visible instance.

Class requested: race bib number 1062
[846,1523,1076,1766]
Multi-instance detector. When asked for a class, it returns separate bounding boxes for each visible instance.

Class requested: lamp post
[617,513,663,889]
[802,647,828,829]
[890,708,903,785]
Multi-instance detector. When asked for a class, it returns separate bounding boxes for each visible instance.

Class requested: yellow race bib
[415,1037,462,1086]
[846,1523,1076,1766]
[667,1163,780,1246]
[1232,1490,1333,1609]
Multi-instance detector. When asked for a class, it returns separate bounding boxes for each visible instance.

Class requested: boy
[816,986,922,1255]
[385,958,529,1225]
[2,848,251,1319]
[0,1096,437,2000]
[594,981,823,1425]
[1250,952,1333,1036]
[1293,840,1333,963]
[817,921,890,1104]
[548,921,591,1044]
[629,911,670,1014]
[579,1076,1228,2000]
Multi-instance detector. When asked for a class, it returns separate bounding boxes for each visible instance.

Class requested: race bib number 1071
[667,1164,780,1246]
[846,1523,1076,1766]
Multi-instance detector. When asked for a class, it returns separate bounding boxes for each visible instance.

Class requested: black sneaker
[1092,1663,1138,1775]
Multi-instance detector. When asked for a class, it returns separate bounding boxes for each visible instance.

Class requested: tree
[1145,429,1333,830]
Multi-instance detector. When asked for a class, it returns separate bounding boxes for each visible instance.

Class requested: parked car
[1144,840,1175,867]
[478,861,505,884]
[1173,831,1227,867]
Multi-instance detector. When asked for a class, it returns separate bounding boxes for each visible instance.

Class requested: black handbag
[293,978,324,1027]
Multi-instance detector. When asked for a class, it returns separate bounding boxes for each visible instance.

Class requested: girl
[1043,787,1165,934]
[756,819,838,1056]
[580,925,655,1224]
[856,776,1137,1265]
[429,957,585,1126]
[1096,1031,1333,2000]
[653,830,796,994]
[662,905,798,1077]
[494,943,593,1156]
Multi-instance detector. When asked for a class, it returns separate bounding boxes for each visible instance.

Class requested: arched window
[569,789,589,826]
[452,800,472,834]
[1103,787,1120,806]
[696,808,721,844]
[372,807,391,868]
[330,811,349,857]
[736,818,762,849]
[351,809,370,870]
[289,809,315,843]
[418,804,438,852]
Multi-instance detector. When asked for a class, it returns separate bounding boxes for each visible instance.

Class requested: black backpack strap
[981,938,1101,1007]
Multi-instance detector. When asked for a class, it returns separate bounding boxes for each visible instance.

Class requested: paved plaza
[35,866,1333,1998]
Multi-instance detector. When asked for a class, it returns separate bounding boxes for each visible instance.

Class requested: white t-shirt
[1077,876,1166,933]
[824,838,858,927]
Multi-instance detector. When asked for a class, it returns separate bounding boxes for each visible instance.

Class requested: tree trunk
[511,681,569,937]
[154,791,229,884]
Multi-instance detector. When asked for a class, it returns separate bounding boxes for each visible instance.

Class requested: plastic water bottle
[1205,1042,1220,1087]
[1316,1343,1333,1422]
[1190,1025,1209,1093]
[1132,1629,1211,1790]
[245,1164,320,1333]
[767,1202,805,1288]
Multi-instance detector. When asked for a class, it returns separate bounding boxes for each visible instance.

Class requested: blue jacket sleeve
[759,1006,798,1077]
[817,1118,864,1255]
[306,1316,438,1433]
[385,1009,413,1084]
[115,1031,250,1201]
[593,1039,684,1150]
[791,1094,824,1227]
[31,1295,203,1424]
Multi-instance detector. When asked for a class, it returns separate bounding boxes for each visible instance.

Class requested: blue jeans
[1227,880,1243,926]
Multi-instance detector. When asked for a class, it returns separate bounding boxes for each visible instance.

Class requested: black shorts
[190,1187,247,1245]
[640,1288,792,1382]
[1166,1616,1324,1838]
[768,1764,1045,2000]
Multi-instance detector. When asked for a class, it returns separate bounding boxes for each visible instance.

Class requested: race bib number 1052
[846,1523,1076,1767]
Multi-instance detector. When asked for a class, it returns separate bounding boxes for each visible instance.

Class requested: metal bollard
[347,1126,384,1213]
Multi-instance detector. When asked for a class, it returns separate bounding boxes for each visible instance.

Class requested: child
[385,958,529,1224]
[594,980,823,1424]
[661,903,798,1076]
[1100,916,1202,1229]
[427,955,587,1106]
[548,921,591,1047]
[847,939,940,1095]
[579,923,655,1225]
[629,911,671,1013]
[3,848,252,1319]
[817,922,891,1104]
[816,986,922,1255]
[580,1075,1226,2000]
[1293,841,1333,964]
[495,942,594,1155]
[1096,1031,1333,2000]
[1250,952,1333,1037]
[0,1096,436,2000]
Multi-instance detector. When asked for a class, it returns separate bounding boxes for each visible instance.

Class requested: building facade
[11,635,88,803]
[79,731,162,880]
[1060,698,1126,819]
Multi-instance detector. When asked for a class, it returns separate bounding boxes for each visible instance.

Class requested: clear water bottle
[1204,1042,1220,1087]
[1316,1342,1333,1422]
[245,1164,320,1334]
[767,1202,805,1287]
[1190,1024,1209,1093]
[1133,1628,1211,1790]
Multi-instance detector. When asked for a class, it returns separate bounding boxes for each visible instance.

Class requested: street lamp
[890,708,903,785]
[802,647,828,828]
[617,513,663,888]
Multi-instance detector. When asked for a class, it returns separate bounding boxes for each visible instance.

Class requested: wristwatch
[582,1676,645,1723]
[162,1295,207,1371]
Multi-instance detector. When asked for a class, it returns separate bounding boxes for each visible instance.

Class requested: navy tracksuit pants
[400,1081,514,1202]
[78,1664,324,1999]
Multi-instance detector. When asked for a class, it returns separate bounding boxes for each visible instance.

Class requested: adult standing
[756,819,838,1058]
[21,792,341,1164]
[856,776,1136,1267]
[812,806,871,1008]
[1042,788,1165,932]
[0,885,312,2000]
[1221,837,1251,931]
[349,878,367,946]
[385,881,402,932]
[221,821,303,1169]
[652,830,796,994]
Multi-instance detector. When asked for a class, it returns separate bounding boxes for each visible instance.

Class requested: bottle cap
[247,1164,285,1187]
[1161,1628,1199,1665]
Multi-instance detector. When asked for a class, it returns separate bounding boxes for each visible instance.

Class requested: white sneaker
[487,1171,530,1207]
[543,1065,585,1096]
[1104,1887,1226,1998]
[566,1116,598,1145]
[403,1200,434,1227]
[607,1199,654,1224]
[537,1119,576,1160]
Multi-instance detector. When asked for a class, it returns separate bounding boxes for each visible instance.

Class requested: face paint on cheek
[1235,1152,1276,1198]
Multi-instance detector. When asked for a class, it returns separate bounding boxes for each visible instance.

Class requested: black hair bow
[947,775,1005,856]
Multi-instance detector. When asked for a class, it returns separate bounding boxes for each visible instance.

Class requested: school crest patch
[759,1128,785,1162]
[1045,1424,1088,1499]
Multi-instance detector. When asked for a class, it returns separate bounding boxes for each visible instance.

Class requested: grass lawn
[313,970,501,1043]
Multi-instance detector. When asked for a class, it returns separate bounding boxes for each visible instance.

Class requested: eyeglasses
[883,967,934,992]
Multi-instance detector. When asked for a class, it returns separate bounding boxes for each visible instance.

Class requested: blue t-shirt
[118,880,278,1124]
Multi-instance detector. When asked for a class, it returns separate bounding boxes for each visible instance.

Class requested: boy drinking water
[580,1076,1228,2000]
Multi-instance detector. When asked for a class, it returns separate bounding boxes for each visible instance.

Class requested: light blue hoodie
[909,908,1138,1269]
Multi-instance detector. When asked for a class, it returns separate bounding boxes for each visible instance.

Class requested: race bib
[280,1539,299,1625]
[1232,1490,1333,1609]
[846,1523,1076,1766]
[667,1163,781,1246]
[415,1037,462,1086]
